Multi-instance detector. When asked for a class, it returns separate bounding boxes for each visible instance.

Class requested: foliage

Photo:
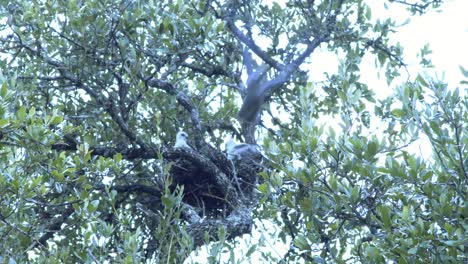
[0,0,465,263]
[262,74,467,263]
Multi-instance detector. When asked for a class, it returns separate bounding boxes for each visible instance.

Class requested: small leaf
[416,74,429,87]
[245,244,257,257]
[378,52,386,65]
[114,153,122,162]
[402,206,409,220]
[17,106,27,120]
[380,205,391,228]
[50,115,63,125]
[429,121,440,134]
[408,247,418,255]
[442,240,460,246]
[329,175,337,190]
[365,5,372,20]
[293,235,309,251]
[367,141,378,157]
[271,173,283,187]
[0,119,9,128]
[29,107,36,117]
[52,170,64,181]
[161,196,173,208]
[258,183,269,195]
[391,109,405,118]
[365,246,380,259]
[350,187,360,204]
[1,82,7,97]
[216,22,224,33]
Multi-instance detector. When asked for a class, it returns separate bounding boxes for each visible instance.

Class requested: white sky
[186,1,468,263]
[366,0,467,93]
[386,0,466,80]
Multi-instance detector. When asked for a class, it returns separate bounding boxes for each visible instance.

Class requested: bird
[174,131,192,149]
[225,138,263,163]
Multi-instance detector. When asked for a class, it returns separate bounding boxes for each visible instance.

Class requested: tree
[0,0,466,263]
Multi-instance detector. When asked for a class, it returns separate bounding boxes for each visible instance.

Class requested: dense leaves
[0,0,465,263]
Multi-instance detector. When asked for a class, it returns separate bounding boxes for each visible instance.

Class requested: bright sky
[396,0,466,77]
[366,0,468,94]
[186,1,468,263]
[363,0,467,159]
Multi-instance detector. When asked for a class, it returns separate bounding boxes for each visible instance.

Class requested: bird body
[226,138,262,162]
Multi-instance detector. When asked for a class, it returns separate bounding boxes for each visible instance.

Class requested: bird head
[176,131,189,142]
[174,131,191,149]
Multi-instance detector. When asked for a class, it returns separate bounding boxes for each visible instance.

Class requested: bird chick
[226,138,262,162]
[174,131,191,149]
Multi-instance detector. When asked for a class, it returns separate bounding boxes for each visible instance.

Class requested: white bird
[226,138,262,162]
[174,131,191,149]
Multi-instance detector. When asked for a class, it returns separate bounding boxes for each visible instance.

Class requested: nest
[163,145,260,218]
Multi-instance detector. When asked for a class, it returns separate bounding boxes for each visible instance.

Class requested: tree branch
[145,77,203,146]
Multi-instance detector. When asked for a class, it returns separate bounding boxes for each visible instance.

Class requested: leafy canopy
[0,0,466,263]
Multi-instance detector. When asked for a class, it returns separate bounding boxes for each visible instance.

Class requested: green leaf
[391,109,405,118]
[29,107,36,117]
[408,247,418,255]
[442,240,461,246]
[378,52,386,65]
[416,74,429,87]
[365,5,372,20]
[1,82,7,98]
[429,121,440,134]
[0,119,9,128]
[367,141,378,157]
[380,205,391,228]
[365,246,380,260]
[258,183,269,195]
[161,196,173,208]
[51,170,64,181]
[350,187,360,204]
[245,244,257,257]
[329,175,337,190]
[293,235,309,251]
[402,206,410,220]
[271,173,283,187]
[50,115,63,125]
[216,22,224,33]
[114,153,123,162]
[299,199,313,213]
[17,106,27,120]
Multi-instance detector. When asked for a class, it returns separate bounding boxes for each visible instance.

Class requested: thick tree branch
[223,0,343,142]
[181,62,228,77]
[225,18,282,71]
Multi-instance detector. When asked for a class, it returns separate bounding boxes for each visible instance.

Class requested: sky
[185,0,468,262]
[366,0,467,93]
[303,0,468,161]
[309,0,468,98]
[362,0,467,159]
